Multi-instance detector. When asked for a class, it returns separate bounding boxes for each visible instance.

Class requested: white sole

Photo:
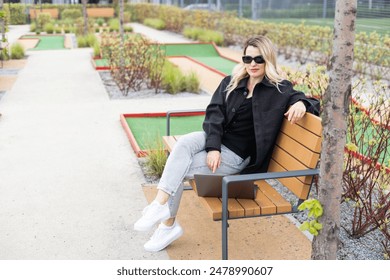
[144,227,184,252]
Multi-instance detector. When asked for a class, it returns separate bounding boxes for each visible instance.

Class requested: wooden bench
[162,112,322,259]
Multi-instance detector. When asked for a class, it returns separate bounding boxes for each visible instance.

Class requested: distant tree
[311,0,357,259]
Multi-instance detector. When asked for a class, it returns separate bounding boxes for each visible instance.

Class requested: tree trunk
[119,0,124,43]
[311,0,357,259]
[0,0,4,42]
[82,0,88,36]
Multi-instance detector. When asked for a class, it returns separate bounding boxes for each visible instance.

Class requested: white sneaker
[133,200,171,232]
[144,222,183,252]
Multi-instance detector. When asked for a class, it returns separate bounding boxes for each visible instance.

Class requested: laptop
[194,174,257,199]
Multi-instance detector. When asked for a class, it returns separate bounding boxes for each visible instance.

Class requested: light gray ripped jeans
[157,131,250,218]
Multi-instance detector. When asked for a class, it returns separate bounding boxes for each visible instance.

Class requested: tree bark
[119,0,124,43]
[311,0,357,259]
[0,0,5,42]
[82,0,88,36]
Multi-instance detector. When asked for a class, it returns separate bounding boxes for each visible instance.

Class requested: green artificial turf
[97,43,237,74]
[23,35,66,50]
[126,115,204,150]
[95,59,109,67]
[162,43,237,75]
[161,43,219,57]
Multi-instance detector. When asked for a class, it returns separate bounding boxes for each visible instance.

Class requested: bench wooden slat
[254,190,277,215]
[236,199,261,217]
[256,181,292,213]
[272,146,313,184]
[280,120,321,152]
[275,132,320,168]
[199,197,222,220]
[268,159,311,199]
[295,113,322,136]
[225,198,245,218]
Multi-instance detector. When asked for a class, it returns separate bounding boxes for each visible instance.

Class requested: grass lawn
[260,18,389,36]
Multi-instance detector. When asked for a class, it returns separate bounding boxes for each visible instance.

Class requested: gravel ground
[99,65,387,260]
[98,70,209,99]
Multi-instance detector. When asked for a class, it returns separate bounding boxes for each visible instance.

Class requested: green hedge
[4,4,27,25]
[126,3,389,70]
[1,3,116,24]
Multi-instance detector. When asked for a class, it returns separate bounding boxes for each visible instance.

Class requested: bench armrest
[221,169,319,214]
[166,109,206,136]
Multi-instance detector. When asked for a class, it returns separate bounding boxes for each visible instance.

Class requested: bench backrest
[267,113,322,200]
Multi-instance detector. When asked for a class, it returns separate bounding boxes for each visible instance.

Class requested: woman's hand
[207,150,221,173]
[284,101,306,124]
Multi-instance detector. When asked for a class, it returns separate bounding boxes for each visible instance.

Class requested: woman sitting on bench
[133,35,320,252]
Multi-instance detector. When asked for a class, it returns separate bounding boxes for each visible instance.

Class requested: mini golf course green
[121,113,205,156]
[160,43,238,75]
[95,42,238,75]
[23,35,66,50]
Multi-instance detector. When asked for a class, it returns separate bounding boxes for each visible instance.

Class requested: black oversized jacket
[202,75,320,174]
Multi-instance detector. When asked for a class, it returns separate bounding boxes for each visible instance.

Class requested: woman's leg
[134,131,207,231]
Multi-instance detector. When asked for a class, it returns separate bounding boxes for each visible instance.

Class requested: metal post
[322,0,327,18]
[222,178,229,260]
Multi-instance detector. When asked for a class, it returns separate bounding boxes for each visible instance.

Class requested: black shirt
[222,97,256,159]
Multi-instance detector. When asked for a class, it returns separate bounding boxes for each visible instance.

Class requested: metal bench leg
[222,184,229,260]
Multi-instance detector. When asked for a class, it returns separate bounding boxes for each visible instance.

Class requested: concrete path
[0,26,211,259]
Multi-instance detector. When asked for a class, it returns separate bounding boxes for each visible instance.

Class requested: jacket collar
[236,76,276,90]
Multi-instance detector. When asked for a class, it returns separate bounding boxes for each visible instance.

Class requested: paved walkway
[0,26,211,259]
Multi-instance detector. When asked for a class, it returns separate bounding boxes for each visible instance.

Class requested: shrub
[124,25,133,33]
[198,30,224,46]
[44,23,54,34]
[61,9,82,20]
[63,26,71,34]
[10,43,25,59]
[77,33,97,48]
[145,140,167,178]
[183,27,202,40]
[183,27,224,45]
[77,36,88,48]
[54,26,62,34]
[143,18,166,30]
[93,42,101,58]
[185,72,200,93]
[30,22,36,32]
[108,18,119,32]
[162,61,185,94]
[37,13,52,30]
[96,17,105,27]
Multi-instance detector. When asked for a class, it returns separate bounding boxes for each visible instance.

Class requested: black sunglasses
[242,55,265,64]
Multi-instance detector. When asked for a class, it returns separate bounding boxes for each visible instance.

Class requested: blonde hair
[226,35,284,96]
